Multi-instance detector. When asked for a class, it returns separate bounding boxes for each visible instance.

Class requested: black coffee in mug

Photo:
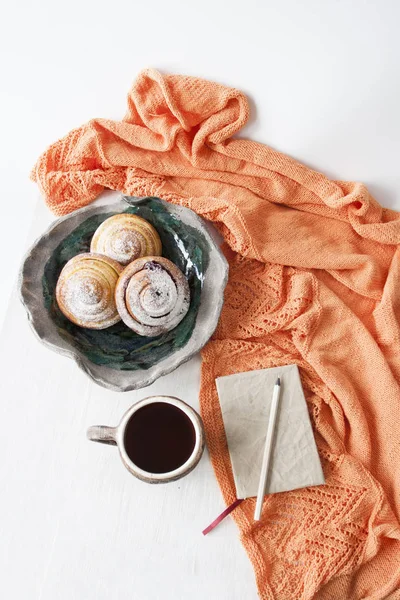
[87,396,204,483]
[124,402,197,474]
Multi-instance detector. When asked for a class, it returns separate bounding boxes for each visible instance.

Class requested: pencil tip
[276,377,281,386]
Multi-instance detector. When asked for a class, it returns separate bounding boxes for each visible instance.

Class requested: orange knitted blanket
[32,70,400,600]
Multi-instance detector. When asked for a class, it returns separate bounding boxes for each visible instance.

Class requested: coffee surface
[124,402,196,474]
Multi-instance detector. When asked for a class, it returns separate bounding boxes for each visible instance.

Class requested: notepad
[216,364,325,499]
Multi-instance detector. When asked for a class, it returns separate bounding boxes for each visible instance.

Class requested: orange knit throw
[32,70,400,600]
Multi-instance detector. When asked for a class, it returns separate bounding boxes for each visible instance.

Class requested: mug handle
[87,426,118,446]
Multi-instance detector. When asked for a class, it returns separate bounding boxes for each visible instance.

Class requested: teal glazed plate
[19,196,228,391]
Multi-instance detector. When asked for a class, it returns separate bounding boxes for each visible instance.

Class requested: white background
[1,1,400,599]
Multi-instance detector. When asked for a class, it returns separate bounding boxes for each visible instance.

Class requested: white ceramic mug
[87,395,205,483]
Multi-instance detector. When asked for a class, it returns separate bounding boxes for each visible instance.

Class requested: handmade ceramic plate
[19,196,228,391]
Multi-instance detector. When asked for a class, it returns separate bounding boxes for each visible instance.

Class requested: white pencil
[254,377,281,521]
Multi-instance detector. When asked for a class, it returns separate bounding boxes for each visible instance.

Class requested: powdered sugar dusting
[112,228,142,256]
[56,254,121,329]
[115,256,190,336]
[91,214,162,266]
[129,262,178,319]
[64,275,105,318]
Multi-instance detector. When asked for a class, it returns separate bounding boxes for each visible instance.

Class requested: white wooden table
[2,2,400,598]
[0,201,256,600]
